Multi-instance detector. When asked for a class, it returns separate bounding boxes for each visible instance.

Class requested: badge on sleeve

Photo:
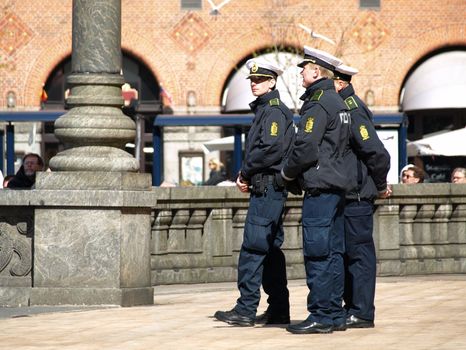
[359,125,370,141]
[304,117,314,133]
[270,122,278,136]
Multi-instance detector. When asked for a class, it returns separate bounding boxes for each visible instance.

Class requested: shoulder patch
[311,89,324,101]
[304,117,314,133]
[269,98,280,106]
[270,121,278,136]
[359,125,370,141]
[344,96,358,110]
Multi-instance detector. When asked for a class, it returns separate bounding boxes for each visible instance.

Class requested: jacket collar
[339,83,355,100]
[300,78,333,101]
[249,89,280,112]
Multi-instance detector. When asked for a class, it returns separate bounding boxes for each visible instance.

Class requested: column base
[32,174,155,307]
[48,146,139,173]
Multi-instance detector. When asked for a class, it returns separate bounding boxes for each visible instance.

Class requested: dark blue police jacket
[241,89,295,180]
[282,78,352,191]
[340,84,390,201]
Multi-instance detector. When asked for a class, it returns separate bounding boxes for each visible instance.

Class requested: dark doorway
[41,51,163,171]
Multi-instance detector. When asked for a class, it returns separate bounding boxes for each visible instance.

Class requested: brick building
[0,0,465,183]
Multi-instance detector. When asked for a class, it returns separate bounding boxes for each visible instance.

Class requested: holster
[251,173,285,194]
[251,174,267,194]
[273,173,285,190]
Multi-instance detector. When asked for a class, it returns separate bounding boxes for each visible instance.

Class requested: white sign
[376,129,399,184]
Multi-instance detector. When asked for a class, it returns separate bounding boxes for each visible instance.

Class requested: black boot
[346,315,374,328]
[286,320,333,334]
[255,310,290,325]
[214,309,255,327]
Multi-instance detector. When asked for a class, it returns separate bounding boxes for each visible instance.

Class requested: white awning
[400,51,466,111]
[407,127,466,156]
[222,52,305,112]
[202,135,245,153]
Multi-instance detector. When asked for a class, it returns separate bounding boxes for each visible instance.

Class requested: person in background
[401,164,424,184]
[399,164,414,182]
[203,158,227,186]
[451,167,466,183]
[333,63,391,329]
[3,175,14,188]
[7,153,44,189]
[214,59,295,327]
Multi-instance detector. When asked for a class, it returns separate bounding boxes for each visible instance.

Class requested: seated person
[401,164,424,184]
[451,167,466,183]
[3,175,14,188]
[7,153,44,189]
[203,158,227,186]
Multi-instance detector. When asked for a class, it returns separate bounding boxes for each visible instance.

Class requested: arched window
[42,51,162,109]
[41,51,163,172]
[400,49,466,141]
[221,49,304,114]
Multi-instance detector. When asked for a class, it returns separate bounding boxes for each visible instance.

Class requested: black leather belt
[305,188,322,196]
[306,188,343,196]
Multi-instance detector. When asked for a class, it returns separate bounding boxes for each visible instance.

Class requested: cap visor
[246,73,275,79]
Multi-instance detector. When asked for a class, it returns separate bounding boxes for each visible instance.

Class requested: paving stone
[0,276,465,350]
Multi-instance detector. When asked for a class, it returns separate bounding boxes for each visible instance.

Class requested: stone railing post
[210,208,234,258]
[374,203,401,275]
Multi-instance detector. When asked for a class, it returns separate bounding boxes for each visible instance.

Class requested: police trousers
[302,190,346,326]
[344,199,376,321]
[234,183,289,318]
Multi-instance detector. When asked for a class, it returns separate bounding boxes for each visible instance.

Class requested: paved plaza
[1,275,465,350]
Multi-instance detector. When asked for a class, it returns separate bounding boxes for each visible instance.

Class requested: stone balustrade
[0,184,465,306]
[150,184,466,284]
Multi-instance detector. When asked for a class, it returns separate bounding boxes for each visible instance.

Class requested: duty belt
[251,173,284,194]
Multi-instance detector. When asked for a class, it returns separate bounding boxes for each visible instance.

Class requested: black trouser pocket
[243,214,273,253]
[302,217,332,258]
[344,203,374,244]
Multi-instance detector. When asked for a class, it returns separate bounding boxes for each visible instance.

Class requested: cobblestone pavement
[1,275,465,350]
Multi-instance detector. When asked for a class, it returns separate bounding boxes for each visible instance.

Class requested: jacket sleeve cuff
[240,170,250,182]
[281,169,294,181]
[377,184,388,194]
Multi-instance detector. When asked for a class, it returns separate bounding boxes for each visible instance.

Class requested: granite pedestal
[29,172,155,306]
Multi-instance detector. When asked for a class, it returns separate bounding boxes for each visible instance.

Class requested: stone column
[30,0,154,306]
[49,0,138,173]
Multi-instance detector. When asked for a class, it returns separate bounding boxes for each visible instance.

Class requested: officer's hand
[285,179,302,196]
[378,185,392,199]
[236,175,249,193]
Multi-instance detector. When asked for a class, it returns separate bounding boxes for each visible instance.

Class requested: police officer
[281,47,351,334]
[214,59,295,326]
[333,64,391,328]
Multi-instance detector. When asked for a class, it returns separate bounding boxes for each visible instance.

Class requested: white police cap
[334,64,359,82]
[297,46,343,70]
[246,59,283,79]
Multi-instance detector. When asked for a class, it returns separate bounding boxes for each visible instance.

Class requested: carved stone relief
[0,216,33,277]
